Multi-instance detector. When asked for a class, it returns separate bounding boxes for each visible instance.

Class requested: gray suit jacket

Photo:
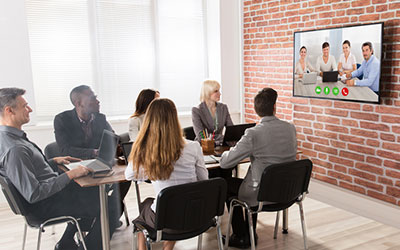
[191,102,233,145]
[220,116,297,206]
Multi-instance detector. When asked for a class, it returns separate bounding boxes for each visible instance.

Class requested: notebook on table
[204,155,220,164]
[222,123,256,147]
[64,130,119,174]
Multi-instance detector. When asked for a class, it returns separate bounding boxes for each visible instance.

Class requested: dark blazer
[191,102,233,145]
[54,109,113,159]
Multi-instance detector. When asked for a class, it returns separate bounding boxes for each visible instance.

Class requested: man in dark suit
[54,85,112,159]
[54,85,131,223]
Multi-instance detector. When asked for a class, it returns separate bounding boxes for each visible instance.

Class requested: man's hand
[345,79,355,86]
[345,72,352,78]
[66,165,92,179]
[53,156,81,165]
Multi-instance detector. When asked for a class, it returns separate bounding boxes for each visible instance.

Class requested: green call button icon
[315,86,322,94]
[332,87,339,96]
[324,87,330,95]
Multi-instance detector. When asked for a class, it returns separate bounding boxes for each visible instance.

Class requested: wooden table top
[61,164,127,188]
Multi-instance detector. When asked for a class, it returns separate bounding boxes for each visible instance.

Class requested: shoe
[229,233,250,249]
[222,233,258,249]
[54,238,78,250]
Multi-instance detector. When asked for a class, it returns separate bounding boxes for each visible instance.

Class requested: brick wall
[242,0,400,206]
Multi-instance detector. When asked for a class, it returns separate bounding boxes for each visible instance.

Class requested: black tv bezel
[292,22,384,104]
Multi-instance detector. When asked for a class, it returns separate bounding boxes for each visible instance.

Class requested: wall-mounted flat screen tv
[293,22,383,104]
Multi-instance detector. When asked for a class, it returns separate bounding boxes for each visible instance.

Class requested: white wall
[0,0,243,203]
[0,0,37,124]
[220,0,242,117]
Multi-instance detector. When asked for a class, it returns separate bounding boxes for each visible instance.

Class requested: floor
[1,169,400,250]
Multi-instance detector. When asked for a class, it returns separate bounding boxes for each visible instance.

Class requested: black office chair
[132,178,227,250]
[225,159,313,250]
[119,132,130,144]
[183,126,196,141]
[0,174,87,250]
[44,142,62,172]
[44,141,61,159]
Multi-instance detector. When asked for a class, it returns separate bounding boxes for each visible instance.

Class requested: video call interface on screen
[293,23,383,104]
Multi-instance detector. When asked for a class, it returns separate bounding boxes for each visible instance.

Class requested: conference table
[293,77,378,102]
[69,145,292,249]
[68,164,127,250]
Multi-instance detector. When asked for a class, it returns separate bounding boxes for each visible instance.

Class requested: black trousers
[30,182,120,250]
[118,181,132,216]
[208,167,233,179]
[226,177,258,238]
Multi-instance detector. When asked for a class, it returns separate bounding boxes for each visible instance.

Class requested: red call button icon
[342,87,349,96]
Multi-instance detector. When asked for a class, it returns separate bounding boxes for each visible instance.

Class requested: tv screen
[293,22,383,104]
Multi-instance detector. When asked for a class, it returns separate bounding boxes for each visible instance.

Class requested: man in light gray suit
[220,87,297,248]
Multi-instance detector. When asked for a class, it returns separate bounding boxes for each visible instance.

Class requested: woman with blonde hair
[192,80,233,146]
[125,98,208,250]
[128,89,160,141]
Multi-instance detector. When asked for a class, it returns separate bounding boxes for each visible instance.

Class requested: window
[26,0,209,121]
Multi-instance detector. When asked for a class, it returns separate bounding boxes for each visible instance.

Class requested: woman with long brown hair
[125,98,208,250]
[128,89,159,141]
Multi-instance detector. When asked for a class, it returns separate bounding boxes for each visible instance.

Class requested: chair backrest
[44,142,61,159]
[121,141,133,160]
[257,159,313,204]
[0,174,31,217]
[119,132,130,144]
[155,178,226,231]
[183,126,196,141]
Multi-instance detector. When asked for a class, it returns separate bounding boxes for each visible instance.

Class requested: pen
[211,131,215,140]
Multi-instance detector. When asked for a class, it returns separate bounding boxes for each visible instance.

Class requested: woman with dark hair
[128,89,159,141]
[295,46,315,78]
[125,98,208,250]
[338,40,357,77]
[316,42,337,76]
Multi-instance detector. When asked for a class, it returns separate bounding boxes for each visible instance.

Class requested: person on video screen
[345,42,380,94]
[316,42,337,77]
[295,46,315,78]
[338,40,357,77]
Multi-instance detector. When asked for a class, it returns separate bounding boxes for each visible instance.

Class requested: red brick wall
[243,0,400,206]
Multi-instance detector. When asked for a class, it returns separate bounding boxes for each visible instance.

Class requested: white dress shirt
[316,54,337,73]
[125,139,208,211]
[339,53,356,72]
[128,114,145,142]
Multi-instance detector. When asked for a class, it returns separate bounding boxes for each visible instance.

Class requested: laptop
[222,123,256,147]
[301,72,317,84]
[121,141,133,162]
[322,71,339,82]
[64,130,119,174]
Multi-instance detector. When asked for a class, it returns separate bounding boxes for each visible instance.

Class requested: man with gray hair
[0,87,120,250]
[345,41,380,94]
